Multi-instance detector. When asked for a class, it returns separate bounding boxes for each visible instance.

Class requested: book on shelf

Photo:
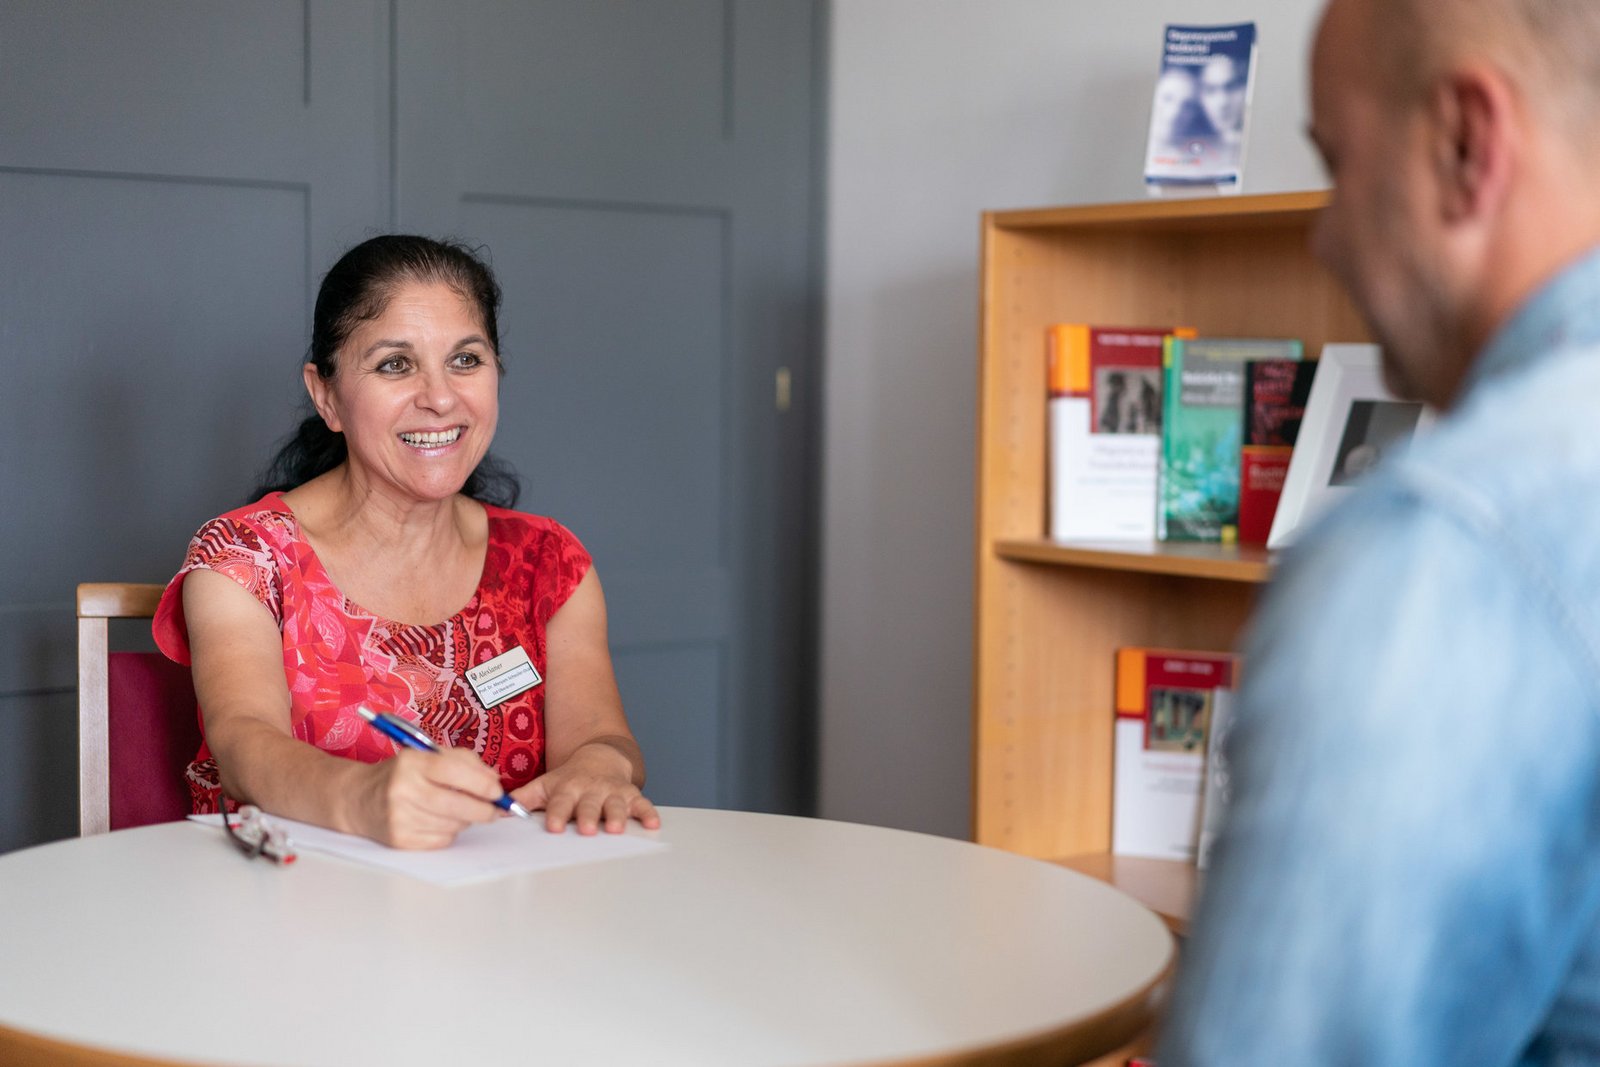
[1047,323,1195,542]
[1143,22,1259,196]
[1238,359,1319,545]
[1113,646,1239,862]
[1157,336,1304,542]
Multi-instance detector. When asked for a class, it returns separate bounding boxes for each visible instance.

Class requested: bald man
[1158,0,1600,1062]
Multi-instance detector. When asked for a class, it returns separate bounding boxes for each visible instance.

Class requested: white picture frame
[1266,343,1436,550]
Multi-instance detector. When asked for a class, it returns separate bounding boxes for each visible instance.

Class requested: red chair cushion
[107,652,202,830]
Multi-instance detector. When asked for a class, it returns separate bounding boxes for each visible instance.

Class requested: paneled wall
[0,0,821,852]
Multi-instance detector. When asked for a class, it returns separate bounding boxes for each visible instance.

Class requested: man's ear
[1430,64,1513,224]
[302,362,342,433]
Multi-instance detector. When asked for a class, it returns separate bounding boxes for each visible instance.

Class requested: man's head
[1308,0,1600,408]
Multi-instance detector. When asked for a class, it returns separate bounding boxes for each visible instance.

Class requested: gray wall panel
[600,568,728,650]
[0,0,391,852]
[398,2,819,818]
[612,644,721,808]
[465,0,727,149]
[392,0,737,222]
[454,189,733,815]
[0,172,310,604]
[458,198,726,571]
[0,608,76,696]
[0,690,78,853]
[0,2,309,177]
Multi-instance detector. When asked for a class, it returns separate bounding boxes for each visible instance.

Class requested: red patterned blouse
[153,493,592,814]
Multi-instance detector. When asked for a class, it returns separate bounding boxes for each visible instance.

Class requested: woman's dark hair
[251,234,521,507]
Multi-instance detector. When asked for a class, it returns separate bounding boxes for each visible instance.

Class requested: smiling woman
[256,236,520,509]
[151,236,659,849]
[301,280,501,512]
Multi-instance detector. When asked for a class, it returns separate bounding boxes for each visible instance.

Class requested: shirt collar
[1463,245,1600,398]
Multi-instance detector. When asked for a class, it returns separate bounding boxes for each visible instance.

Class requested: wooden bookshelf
[972,192,1368,921]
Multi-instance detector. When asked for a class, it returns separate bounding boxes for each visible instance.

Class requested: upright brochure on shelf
[1238,359,1319,544]
[1143,22,1259,195]
[1158,336,1304,542]
[1047,324,1194,541]
[1195,685,1237,870]
[1113,647,1239,862]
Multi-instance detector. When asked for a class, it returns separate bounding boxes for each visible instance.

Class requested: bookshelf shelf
[973,191,1367,891]
[994,539,1272,584]
[991,189,1329,233]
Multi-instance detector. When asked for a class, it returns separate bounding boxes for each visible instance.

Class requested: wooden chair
[76,582,201,835]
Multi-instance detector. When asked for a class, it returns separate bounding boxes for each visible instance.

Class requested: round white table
[0,808,1172,1067]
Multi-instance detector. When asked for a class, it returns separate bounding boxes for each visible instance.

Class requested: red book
[1115,646,1239,751]
[1048,324,1191,431]
[1238,360,1318,545]
[1046,324,1194,542]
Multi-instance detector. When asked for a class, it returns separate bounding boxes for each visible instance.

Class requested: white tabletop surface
[0,807,1172,1067]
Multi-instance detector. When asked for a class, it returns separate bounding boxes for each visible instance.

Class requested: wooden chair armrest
[77,583,164,619]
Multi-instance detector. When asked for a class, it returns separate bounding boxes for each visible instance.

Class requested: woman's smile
[399,426,465,451]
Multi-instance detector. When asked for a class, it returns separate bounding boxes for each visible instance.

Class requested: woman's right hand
[350,747,505,850]
[186,568,503,849]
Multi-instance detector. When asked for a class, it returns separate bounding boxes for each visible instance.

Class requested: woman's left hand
[530,568,661,835]
[512,740,661,835]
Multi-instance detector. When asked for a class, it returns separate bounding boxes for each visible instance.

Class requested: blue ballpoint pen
[357,705,534,819]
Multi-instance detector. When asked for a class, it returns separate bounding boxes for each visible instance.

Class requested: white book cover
[1111,716,1204,861]
[1049,396,1159,541]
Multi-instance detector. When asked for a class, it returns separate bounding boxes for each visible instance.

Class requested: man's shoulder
[1393,342,1600,539]
[1273,343,1600,644]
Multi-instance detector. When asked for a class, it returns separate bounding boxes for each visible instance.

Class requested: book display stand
[973,192,1368,934]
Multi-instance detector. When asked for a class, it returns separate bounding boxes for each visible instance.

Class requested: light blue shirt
[1160,248,1600,1065]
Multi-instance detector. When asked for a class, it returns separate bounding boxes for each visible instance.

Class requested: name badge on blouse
[465,646,542,709]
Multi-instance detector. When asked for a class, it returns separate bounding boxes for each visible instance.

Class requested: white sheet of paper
[190,812,666,886]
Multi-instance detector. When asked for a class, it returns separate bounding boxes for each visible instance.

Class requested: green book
[1158,336,1303,541]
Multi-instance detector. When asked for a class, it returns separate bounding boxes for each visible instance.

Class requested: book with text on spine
[1113,646,1239,862]
[1158,335,1303,542]
[1048,323,1195,542]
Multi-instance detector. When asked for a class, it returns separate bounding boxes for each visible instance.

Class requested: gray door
[394,1,820,813]
[0,0,819,852]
